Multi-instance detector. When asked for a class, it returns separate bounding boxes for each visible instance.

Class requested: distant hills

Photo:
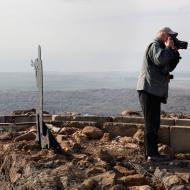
[0,72,189,115]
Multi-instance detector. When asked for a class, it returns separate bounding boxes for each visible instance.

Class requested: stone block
[170,126,190,152]
[160,119,175,126]
[113,117,144,124]
[0,116,5,123]
[103,122,139,137]
[158,125,170,145]
[52,115,73,121]
[175,119,190,126]
[73,116,113,125]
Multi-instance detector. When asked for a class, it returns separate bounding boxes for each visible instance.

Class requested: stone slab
[175,119,190,126]
[113,117,144,124]
[102,122,141,137]
[170,126,190,152]
[158,125,170,145]
[0,122,36,131]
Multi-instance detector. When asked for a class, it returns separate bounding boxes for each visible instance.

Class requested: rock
[59,127,78,135]
[79,178,98,190]
[158,144,174,159]
[97,149,114,163]
[92,171,116,188]
[170,185,185,190]
[72,131,88,143]
[133,129,144,142]
[128,185,152,190]
[82,126,103,139]
[110,184,128,190]
[60,176,69,189]
[116,136,134,144]
[163,175,181,189]
[154,167,168,178]
[103,123,138,138]
[23,143,40,151]
[0,132,12,141]
[14,132,36,142]
[47,124,61,133]
[175,172,190,183]
[175,153,190,160]
[100,132,111,142]
[58,140,71,151]
[114,165,136,176]
[85,166,106,177]
[121,109,141,117]
[125,143,138,149]
[118,174,147,186]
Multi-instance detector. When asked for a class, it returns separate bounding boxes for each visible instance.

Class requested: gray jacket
[137,38,180,99]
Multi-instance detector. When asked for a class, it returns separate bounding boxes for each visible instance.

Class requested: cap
[159,27,178,36]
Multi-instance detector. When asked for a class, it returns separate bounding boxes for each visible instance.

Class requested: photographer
[137,27,181,162]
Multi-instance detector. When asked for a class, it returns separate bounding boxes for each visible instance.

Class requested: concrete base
[170,126,190,153]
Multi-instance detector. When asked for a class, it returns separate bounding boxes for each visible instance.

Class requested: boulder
[97,149,114,163]
[14,132,36,142]
[110,184,128,190]
[128,185,152,190]
[82,126,103,139]
[163,175,181,189]
[118,174,147,186]
[114,165,136,176]
[103,123,138,137]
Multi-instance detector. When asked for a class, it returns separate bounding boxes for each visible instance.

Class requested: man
[137,27,180,162]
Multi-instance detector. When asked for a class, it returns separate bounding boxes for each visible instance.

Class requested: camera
[169,74,174,79]
[170,34,188,49]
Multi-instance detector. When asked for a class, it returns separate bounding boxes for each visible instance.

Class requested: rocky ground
[0,113,190,189]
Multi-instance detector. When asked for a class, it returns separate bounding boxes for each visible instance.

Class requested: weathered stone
[72,131,88,143]
[170,126,190,152]
[91,171,116,188]
[125,143,138,149]
[110,184,128,190]
[79,178,98,189]
[113,117,144,124]
[160,118,175,125]
[82,126,103,139]
[47,124,61,133]
[59,127,78,135]
[62,121,97,129]
[154,167,168,178]
[158,125,170,145]
[118,174,147,186]
[121,109,141,117]
[170,185,185,190]
[175,119,190,126]
[85,166,106,177]
[100,132,111,142]
[60,176,69,189]
[133,128,144,142]
[175,172,190,183]
[0,132,12,141]
[103,122,138,137]
[175,153,190,160]
[114,165,136,176]
[128,185,152,190]
[163,175,181,189]
[14,132,36,142]
[97,149,114,163]
[23,143,40,151]
[158,145,174,159]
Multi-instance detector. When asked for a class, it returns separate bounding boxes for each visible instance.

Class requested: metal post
[31,45,48,149]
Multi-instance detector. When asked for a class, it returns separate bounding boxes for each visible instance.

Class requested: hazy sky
[0,0,190,72]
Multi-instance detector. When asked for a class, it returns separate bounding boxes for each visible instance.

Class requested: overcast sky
[0,0,190,72]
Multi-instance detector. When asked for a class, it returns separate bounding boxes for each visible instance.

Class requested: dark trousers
[138,91,161,158]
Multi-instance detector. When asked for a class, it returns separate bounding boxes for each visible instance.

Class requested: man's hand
[165,37,175,49]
